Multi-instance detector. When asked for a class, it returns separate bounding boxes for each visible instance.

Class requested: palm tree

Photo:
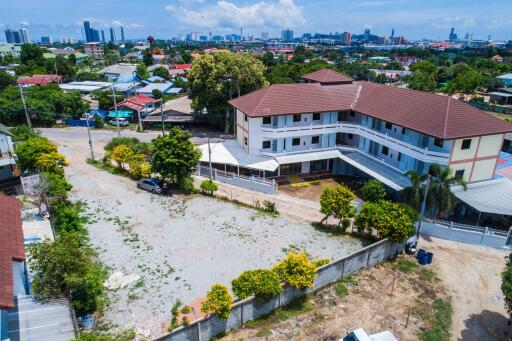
[427,164,467,217]
[401,171,427,210]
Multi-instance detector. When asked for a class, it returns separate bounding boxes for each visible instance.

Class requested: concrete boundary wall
[420,220,509,249]
[155,238,402,341]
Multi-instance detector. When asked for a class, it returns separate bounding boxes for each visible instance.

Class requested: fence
[468,102,512,115]
[421,218,511,249]
[65,119,96,127]
[20,174,41,194]
[196,165,277,195]
[155,238,403,341]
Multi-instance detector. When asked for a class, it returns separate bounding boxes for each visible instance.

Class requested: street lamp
[132,73,143,132]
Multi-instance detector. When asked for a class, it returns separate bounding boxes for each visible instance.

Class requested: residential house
[489,88,512,105]
[0,44,21,59]
[114,94,157,119]
[394,56,421,68]
[99,63,137,81]
[0,124,21,194]
[0,195,26,341]
[136,82,181,97]
[497,73,512,87]
[201,69,512,191]
[143,96,195,125]
[16,74,62,86]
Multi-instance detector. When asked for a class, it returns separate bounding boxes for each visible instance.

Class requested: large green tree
[427,164,466,216]
[319,184,356,226]
[188,52,268,132]
[502,253,512,317]
[150,126,201,186]
[15,136,58,172]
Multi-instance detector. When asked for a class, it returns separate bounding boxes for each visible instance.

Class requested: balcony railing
[260,121,450,165]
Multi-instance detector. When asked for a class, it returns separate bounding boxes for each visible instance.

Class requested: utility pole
[160,99,165,135]
[207,137,213,180]
[416,174,431,244]
[133,75,143,132]
[18,84,32,128]
[85,114,95,161]
[111,83,120,137]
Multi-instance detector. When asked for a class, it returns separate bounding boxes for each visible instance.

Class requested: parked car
[137,178,162,193]
[109,117,129,127]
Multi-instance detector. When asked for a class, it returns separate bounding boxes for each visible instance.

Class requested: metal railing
[423,218,509,238]
[197,165,277,187]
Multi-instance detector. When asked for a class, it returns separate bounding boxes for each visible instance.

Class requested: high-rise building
[4,28,30,44]
[101,30,106,42]
[120,26,125,41]
[84,42,104,59]
[363,28,371,42]
[281,29,294,42]
[83,21,92,42]
[341,32,351,45]
[91,29,100,42]
[41,36,53,45]
[261,32,269,41]
[449,27,457,42]
[391,28,395,40]
[109,27,116,42]
[191,32,200,41]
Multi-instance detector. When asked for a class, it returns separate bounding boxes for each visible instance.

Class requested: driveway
[419,236,510,341]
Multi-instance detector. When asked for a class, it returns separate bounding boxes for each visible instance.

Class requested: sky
[1,0,511,42]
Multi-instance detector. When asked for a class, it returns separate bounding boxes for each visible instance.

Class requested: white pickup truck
[341,328,397,341]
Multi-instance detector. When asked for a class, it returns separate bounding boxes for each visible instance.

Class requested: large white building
[200,69,512,192]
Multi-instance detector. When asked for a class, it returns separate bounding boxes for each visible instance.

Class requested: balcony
[259,121,450,165]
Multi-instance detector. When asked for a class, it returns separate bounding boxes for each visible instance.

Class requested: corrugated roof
[229,70,512,140]
[301,69,354,84]
[451,178,512,215]
[0,195,25,309]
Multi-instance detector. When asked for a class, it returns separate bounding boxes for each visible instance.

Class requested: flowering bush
[272,252,317,289]
[232,269,282,301]
[201,284,233,320]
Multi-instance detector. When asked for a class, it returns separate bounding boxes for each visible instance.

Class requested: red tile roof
[172,64,191,70]
[229,83,358,117]
[301,69,354,85]
[229,70,512,139]
[0,195,25,310]
[117,94,156,111]
[17,74,62,85]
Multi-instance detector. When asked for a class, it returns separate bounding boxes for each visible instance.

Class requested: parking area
[49,129,365,338]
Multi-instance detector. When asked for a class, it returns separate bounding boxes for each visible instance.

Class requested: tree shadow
[460,309,511,341]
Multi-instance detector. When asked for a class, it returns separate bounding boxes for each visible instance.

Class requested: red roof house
[0,195,25,310]
[17,74,62,86]
[117,94,157,111]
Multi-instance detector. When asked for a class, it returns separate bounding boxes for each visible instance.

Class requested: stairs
[7,295,76,341]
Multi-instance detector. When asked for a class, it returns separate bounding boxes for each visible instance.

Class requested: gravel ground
[52,130,364,338]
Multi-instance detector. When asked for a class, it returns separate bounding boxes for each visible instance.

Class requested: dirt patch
[221,256,451,341]
[278,177,363,204]
[418,236,510,341]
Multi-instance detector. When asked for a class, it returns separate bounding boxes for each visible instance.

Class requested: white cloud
[112,20,123,27]
[129,23,144,29]
[165,0,305,29]
[19,20,30,26]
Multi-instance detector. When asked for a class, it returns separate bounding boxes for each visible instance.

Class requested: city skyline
[1,0,512,42]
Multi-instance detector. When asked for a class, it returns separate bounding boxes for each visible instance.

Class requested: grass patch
[419,267,437,282]
[86,158,135,179]
[422,298,453,341]
[244,296,311,331]
[393,258,419,273]
[212,194,280,217]
[334,274,358,298]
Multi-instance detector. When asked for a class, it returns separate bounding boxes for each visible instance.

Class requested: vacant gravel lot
[51,130,364,338]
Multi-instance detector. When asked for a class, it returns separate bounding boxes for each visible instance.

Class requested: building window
[311,160,328,172]
[262,140,271,149]
[244,114,248,122]
[293,114,301,122]
[455,169,465,179]
[349,111,355,117]
[382,146,389,155]
[311,136,320,144]
[385,122,392,130]
[347,133,353,139]
[244,137,248,146]
[401,127,406,134]
[434,138,444,148]
[292,137,300,146]
[313,113,321,121]
[262,116,271,124]
[461,139,472,150]
[398,152,402,161]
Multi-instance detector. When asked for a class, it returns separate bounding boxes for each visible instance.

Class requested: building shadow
[460,309,511,341]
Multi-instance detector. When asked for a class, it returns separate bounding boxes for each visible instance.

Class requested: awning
[451,178,512,215]
[197,140,278,172]
[339,151,411,191]
[275,149,342,164]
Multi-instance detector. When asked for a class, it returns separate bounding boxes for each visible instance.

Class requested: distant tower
[83,21,92,42]
[240,27,243,41]
[391,28,395,39]
[120,26,125,42]
[101,30,105,42]
[449,27,457,41]
[109,27,116,42]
